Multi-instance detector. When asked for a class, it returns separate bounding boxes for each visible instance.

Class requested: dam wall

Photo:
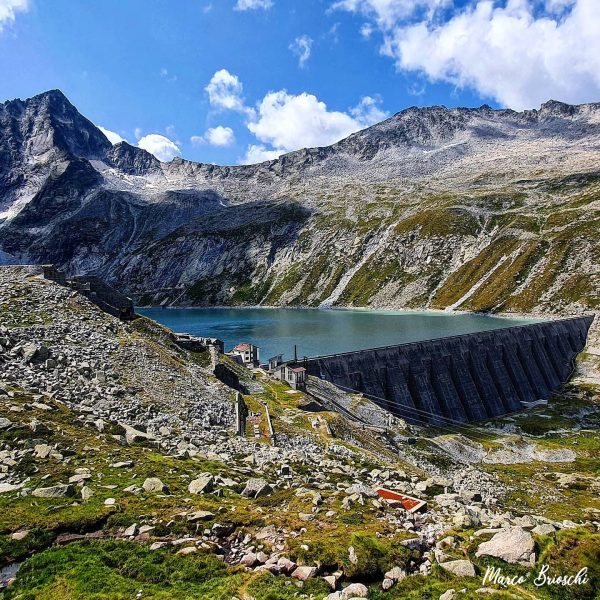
[304,316,594,426]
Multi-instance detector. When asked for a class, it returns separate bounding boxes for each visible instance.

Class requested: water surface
[137,307,536,362]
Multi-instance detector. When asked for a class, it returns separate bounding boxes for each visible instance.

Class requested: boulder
[241,478,272,498]
[277,557,296,573]
[384,566,406,582]
[439,590,457,600]
[439,559,476,577]
[32,483,75,498]
[476,527,535,565]
[0,483,23,494]
[110,461,134,468]
[143,477,168,493]
[341,582,368,598]
[0,417,12,430]
[187,510,215,522]
[532,523,556,536]
[121,423,155,445]
[345,483,378,498]
[240,553,257,567]
[292,565,317,581]
[188,475,214,495]
[80,486,94,500]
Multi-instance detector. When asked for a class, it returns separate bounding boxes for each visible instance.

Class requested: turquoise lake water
[137,307,535,362]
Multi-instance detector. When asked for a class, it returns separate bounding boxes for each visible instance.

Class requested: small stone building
[229,342,260,368]
[273,362,307,390]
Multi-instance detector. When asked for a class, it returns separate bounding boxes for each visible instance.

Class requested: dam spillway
[304,316,594,426]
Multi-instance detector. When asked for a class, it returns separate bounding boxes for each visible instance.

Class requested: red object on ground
[376,488,427,513]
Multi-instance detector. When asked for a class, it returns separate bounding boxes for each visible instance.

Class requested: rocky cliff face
[0,90,599,315]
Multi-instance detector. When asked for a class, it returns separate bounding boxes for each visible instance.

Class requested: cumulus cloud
[191,125,235,147]
[247,91,387,154]
[289,35,313,68]
[336,0,600,110]
[137,134,181,162]
[204,69,388,164]
[234,0,272,10]
[205,69,255,116]
[240,91,387,163]
[98,126,126,145]
[0,0,28,32]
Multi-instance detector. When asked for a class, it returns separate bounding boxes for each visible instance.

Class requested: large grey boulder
[120,423,155,445]
[32,483,75,498]
[142,477,168,493]
[291,566,317,581]
[241,478,272,498]
[188,475,214,495]
[439,559,476,577]
[341,582,369,598]
[345,483,378,498]
[475,527,535,564]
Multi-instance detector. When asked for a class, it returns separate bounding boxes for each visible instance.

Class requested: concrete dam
[304,316,594,426]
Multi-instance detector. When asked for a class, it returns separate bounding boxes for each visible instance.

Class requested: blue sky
[0,0,598,165]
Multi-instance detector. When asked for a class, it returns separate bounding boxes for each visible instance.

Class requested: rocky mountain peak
[106,141,161,176]
[0,88,111,169]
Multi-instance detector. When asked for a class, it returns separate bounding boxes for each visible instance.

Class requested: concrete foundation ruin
[304,316,594,426]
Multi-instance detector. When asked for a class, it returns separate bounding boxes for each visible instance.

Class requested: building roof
[289,366,306,373]
[233,342,259,351]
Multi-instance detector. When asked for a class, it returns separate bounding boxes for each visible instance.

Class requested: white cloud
[242,145,285,163]
[137,134,181,162]
[0,0,28,32]
[204,69,388,164]
[205,69,255,117]
[350,95,388,125]
[242,91,387,162]
[98,126,126,145]
[333,0,449,28]
[360,23,374,38]
[235,0,272,10]
[191,125,235,147]
[289,35,313,68]
[336,0,600,110]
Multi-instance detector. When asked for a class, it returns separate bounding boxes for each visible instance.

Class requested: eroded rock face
[475,527,536,565]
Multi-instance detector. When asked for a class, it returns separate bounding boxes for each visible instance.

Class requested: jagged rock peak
[0,88,111,162]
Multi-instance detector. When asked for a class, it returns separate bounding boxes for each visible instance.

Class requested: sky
[0,0,599,165]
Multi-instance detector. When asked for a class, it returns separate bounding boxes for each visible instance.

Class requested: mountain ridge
[0,89,599,317]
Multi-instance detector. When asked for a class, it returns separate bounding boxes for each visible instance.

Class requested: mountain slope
[0,90,599,314]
